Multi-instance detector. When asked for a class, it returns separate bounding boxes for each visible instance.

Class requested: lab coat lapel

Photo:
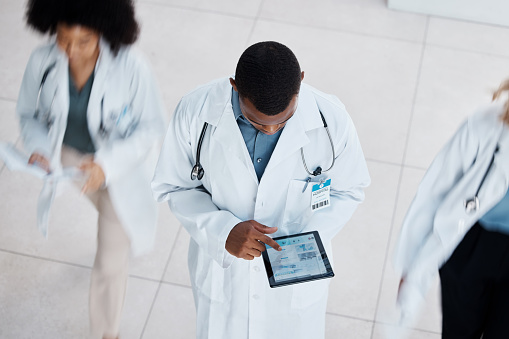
[265,114,309,172]
[489,126,509,194]
[209,98,259,185]
[88,39,113,138]
[265,86,322,173]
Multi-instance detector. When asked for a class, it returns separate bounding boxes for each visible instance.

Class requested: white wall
[388,0,509,27]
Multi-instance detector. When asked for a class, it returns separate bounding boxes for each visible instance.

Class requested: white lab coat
[16,39,166,255]
[393,102,509,324]
[152,78,370,339]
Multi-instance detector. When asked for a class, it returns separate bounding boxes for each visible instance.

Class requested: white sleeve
[16,50,52,157]
[152,99,240,268]
[94,56,166,185]
[393,118,478,276]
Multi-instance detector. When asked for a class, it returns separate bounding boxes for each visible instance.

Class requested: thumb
[79,161,92,171]
[252,222,278,234]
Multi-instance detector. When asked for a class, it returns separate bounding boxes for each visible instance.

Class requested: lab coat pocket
[191,245,230,303]
[114,104,140,138]
[100,95,139,140]
[282,179,313,227]
[291,278,330,309]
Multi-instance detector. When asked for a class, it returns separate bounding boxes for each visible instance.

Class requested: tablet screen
[262,231,334,288]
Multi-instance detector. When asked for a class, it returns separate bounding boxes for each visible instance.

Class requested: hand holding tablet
[262,231,334,288]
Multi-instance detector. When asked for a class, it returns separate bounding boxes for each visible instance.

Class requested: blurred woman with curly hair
[18,0,166,337]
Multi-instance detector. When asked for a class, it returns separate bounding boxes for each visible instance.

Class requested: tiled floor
[1,0,509,338]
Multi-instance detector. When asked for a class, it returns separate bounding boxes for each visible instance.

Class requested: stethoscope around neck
[463,144,499,214]
[34,62,57,127]
[190,111,335,181]
[35,63,114,138]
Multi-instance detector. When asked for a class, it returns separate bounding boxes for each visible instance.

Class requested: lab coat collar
[265,84,325,173]
[87,38,115,136]
[492,121,509,192]
[197,79,325,130]
[197,79,329,182]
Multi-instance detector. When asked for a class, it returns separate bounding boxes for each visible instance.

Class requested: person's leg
[89,190,131,339]
[479,233,509,339]
[439,224,492,339]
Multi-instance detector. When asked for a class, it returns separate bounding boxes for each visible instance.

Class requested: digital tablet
[261,231,334,288]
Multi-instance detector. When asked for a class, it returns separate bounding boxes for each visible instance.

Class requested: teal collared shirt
[479,187,509,235]
[63,71,95,154]
[231,89,283,181]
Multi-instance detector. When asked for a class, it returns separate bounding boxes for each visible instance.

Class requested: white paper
[0,141,48,178]
[0,142,83,237]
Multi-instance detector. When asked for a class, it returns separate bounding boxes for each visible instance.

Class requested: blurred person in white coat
[152,41,370,339]
[394,80,509,338]
[17,0,165,338]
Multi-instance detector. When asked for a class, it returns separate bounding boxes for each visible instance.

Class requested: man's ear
[230,78,238,92]
[301,71,305,82]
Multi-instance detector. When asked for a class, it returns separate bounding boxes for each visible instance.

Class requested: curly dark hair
[26,0,139,54]
[234,41,301,116]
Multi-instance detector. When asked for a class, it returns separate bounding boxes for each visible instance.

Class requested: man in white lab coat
[152,41,370,339]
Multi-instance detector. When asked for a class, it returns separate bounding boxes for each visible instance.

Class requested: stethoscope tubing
[190,111,335,180]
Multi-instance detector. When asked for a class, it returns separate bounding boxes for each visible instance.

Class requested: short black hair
[26,0,139,54]
[235,41,301,116]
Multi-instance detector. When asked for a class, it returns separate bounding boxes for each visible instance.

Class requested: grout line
[159,280,192,290]
[374,319,441,335]
[137,2,509,60]
[138,0,426,47]
[139,225,183,339]
[424,42,509,60]
[325,311,374,324]
[363,158,427,173]
[0,247,191,287]
[0,96,16,102]
[369,15,430,339]
[244,0,265,47]
[255,16,427,46]
[138,0,257,21]
[0,248,92,270]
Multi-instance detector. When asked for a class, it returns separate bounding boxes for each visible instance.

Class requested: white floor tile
[0,250,161,339]
[0,169,98,266]
[141,283,196,339]
[375,167,442,333]
[139,0,262,18]
[327,161,400,320]
[0,0,46,101]
[405,45,509,168]
[163,225,192,287]
[249,20,423,164]
[326,314,373,339]
[130,205,181,281]
[0,251,90,339]
[0,169,179,281]
[119,277,160,339]
[136,3,255,115]
[373,323,441,339]
[0,99,19,145]
[259,0,428,42]
[427,17,509,58]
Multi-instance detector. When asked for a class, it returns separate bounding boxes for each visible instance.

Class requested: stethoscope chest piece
[191,163,204,180]
[464,196,479,214]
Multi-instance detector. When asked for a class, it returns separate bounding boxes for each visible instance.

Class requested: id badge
[311,179,331,211]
